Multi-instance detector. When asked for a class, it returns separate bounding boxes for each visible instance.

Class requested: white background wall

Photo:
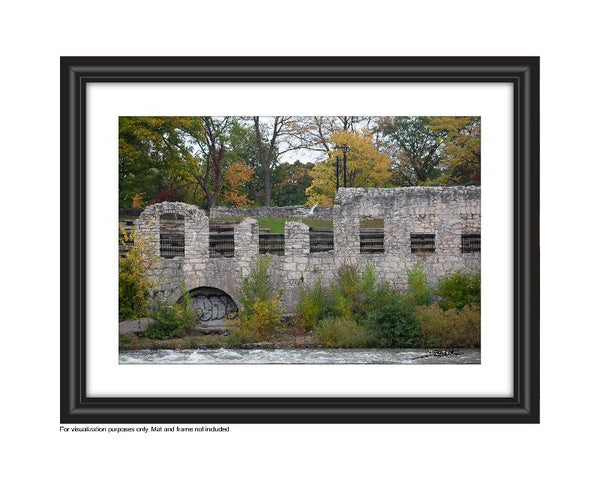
[1,1,598,479]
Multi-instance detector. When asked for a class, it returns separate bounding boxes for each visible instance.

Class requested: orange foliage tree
[223,162,255,207]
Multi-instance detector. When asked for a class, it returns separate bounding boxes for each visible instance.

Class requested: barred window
[461,233,481,253]
[160,213,185,258]
[259,233,285,255]
[360,219,384,254]
[309,228,334,253]
[410,233,435,253]
[209,224,234,258]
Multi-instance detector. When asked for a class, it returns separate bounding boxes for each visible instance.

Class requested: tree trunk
[253,116,271,206]
[264,168,271,206]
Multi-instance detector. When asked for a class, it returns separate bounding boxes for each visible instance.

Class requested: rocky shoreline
[119,332,319,351]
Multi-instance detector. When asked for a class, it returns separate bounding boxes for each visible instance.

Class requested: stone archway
[181,287,238,329]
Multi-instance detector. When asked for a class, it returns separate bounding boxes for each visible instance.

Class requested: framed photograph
[61,56,539,423]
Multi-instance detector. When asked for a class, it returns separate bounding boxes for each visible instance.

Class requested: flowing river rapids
[119,348,480,364]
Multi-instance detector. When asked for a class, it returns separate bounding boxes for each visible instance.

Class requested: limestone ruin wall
[134,186,481,328]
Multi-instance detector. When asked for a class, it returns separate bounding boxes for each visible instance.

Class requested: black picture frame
[61,56,539,424]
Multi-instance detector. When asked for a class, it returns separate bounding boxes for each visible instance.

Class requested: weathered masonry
[135,186,480,328]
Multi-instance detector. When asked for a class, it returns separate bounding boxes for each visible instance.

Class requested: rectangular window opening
[160,213,185,258]
[309,227,334,253]
[360,219,384,254]
[461,233,481,253]
[209,223,234,258]
[259,233,285,256]
[411,233,435,253]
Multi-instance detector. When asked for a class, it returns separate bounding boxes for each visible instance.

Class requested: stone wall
[210,205,333,220]
[136,187,480,327]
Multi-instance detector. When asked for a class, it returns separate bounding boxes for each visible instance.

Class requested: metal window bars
[259,233,285,255]
[209,225,234,258]
[461,233,481,253]
[160,233,185,258]
[159,213,185,258]
[410,233,435,253]
[309,228,334,252]
[360,228,384,254]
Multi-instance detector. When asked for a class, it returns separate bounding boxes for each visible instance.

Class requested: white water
[119,348,480,364]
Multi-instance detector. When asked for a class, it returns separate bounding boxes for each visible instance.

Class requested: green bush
[227,256,283,343]
[239,256,277,310]
[298,265,422,347]
[436,271,480,310]
[297,280,330,331]
[119,227,157,321]
[146,292,197,339]
[366,286,420,347]
[227,296,283,344]
[329,264,378,320]
[314,317,373,348]
[417,304,480,348]
[406,264,432,306]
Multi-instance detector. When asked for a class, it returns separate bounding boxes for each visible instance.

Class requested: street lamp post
[342,144,349,187]
[334,144,350,190]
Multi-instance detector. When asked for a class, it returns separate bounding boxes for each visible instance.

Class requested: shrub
[297,280,330,331]
[417,304,480,348]
[227,296,283,344]
[330,264,378,320]
[314,317,373,348]
[146,292,197,339]
[239,256,276,310]
[436,271,481,310]
[228,256,283,343]
[366,286,420,347]
[406,264,432,306]
[119,226,157,321]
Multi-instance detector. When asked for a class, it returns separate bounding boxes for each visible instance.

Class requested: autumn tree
[223,162,254,207]
[428,116,481,184]
[306,130,392,206]
[378,116,446,185]
[291,116,377,153]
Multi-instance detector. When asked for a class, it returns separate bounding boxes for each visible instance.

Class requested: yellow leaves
[226,295,283,343]
[306,131,392,205]
[427,116,480,183]
[223,162,254,207]
[131,193,145,209]
[119,226,158,320]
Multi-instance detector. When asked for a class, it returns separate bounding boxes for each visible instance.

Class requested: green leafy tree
[272,161,314,206]
[119,117,184,208]
[428,116,481,184]
[378,116,446,185]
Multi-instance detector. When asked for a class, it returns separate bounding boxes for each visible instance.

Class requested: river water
[120,348,480,364]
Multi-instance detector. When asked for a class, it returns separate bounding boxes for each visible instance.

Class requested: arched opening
[180,287,238,327]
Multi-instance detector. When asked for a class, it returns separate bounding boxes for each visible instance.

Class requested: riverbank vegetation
[118,227,157,321]
[294,264,480,349]
[120,259,480,350]
[225,257,284,343]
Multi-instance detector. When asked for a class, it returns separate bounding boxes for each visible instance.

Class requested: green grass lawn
[211,217,334,233]
[211,217,384,233]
